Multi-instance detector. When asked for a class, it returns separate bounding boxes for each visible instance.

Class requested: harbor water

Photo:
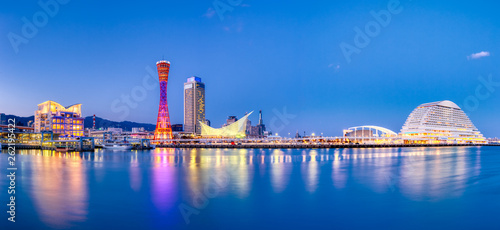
[1,146,500,229]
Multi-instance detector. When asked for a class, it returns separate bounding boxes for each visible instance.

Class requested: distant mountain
[4,115,34,127]
[84,116,156,131]
[3,114,155,131]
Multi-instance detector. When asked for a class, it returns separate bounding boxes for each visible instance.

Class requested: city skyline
[1,1,500,137]
[2,2,500,229]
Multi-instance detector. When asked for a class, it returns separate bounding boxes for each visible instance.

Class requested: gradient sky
[1,0,499,137]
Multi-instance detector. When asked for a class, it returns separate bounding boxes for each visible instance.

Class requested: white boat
[102,142,133,150]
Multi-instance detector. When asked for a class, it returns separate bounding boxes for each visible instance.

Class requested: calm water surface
[1,147,500,229]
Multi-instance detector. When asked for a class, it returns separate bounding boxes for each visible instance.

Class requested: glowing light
[200,112,253,138]
[154,60,173,141]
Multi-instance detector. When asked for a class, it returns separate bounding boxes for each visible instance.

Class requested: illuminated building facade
[34,101,84,137]
[154,60,173,141]
[184,77,205,135]
[200,112,253,138]
[343,126,397,137]
[401,100,486,144]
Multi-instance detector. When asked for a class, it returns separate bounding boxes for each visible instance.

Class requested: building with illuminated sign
[200,112,252,138]
[401,100,486,144]
[34,101,84,137]
[184,76,205,135]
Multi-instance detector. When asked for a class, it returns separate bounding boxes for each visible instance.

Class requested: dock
[157,143,499,149]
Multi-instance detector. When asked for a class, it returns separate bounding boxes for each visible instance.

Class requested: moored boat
[55,146,75,152]
[103,142,133,150]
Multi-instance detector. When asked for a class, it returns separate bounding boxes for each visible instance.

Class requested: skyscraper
[154,60,173,141]
[184,77,205,135]
[256,110,266,137]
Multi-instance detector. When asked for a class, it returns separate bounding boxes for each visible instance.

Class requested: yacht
[102,141,133,150]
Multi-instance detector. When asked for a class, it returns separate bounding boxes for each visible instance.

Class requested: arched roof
[418,100,460,109]
[346,126,397,136]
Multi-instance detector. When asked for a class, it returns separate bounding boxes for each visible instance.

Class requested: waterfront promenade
[4,141,498,151]
[158,142,500,149]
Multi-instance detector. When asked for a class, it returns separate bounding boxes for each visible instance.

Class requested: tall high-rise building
[34,101,84,137]
[184,77,205,135]
[154,60,173,141]
[256,110,266,137]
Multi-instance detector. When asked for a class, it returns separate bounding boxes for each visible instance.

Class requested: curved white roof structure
[401,100,486,143]
[200,112,253,138]
[37,100,82,114]
[346,126,397,137]
[417,100,460,109]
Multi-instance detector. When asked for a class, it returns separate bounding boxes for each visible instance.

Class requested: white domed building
[401,100,486,144]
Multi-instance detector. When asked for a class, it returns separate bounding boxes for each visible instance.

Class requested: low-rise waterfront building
[171,124,183,132]
[488,138,500,144]
[132,127,146,133]
[343,126,397,138]
[34,101,84,137]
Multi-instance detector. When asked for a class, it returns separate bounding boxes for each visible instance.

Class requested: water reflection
[270,149,292,193]
[22,150,88,228]
[396,147,480,200]
[129,152,142,192]
[165,147,482,199]
[233,149,252,198]
[7,146,486,228]
[302,149,319,193]
[332,149,348,189]
[151,148,177,212]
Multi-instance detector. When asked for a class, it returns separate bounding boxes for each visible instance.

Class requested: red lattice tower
[154,60,173,141]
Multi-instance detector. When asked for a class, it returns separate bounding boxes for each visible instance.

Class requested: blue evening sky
[1,0,499,137]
